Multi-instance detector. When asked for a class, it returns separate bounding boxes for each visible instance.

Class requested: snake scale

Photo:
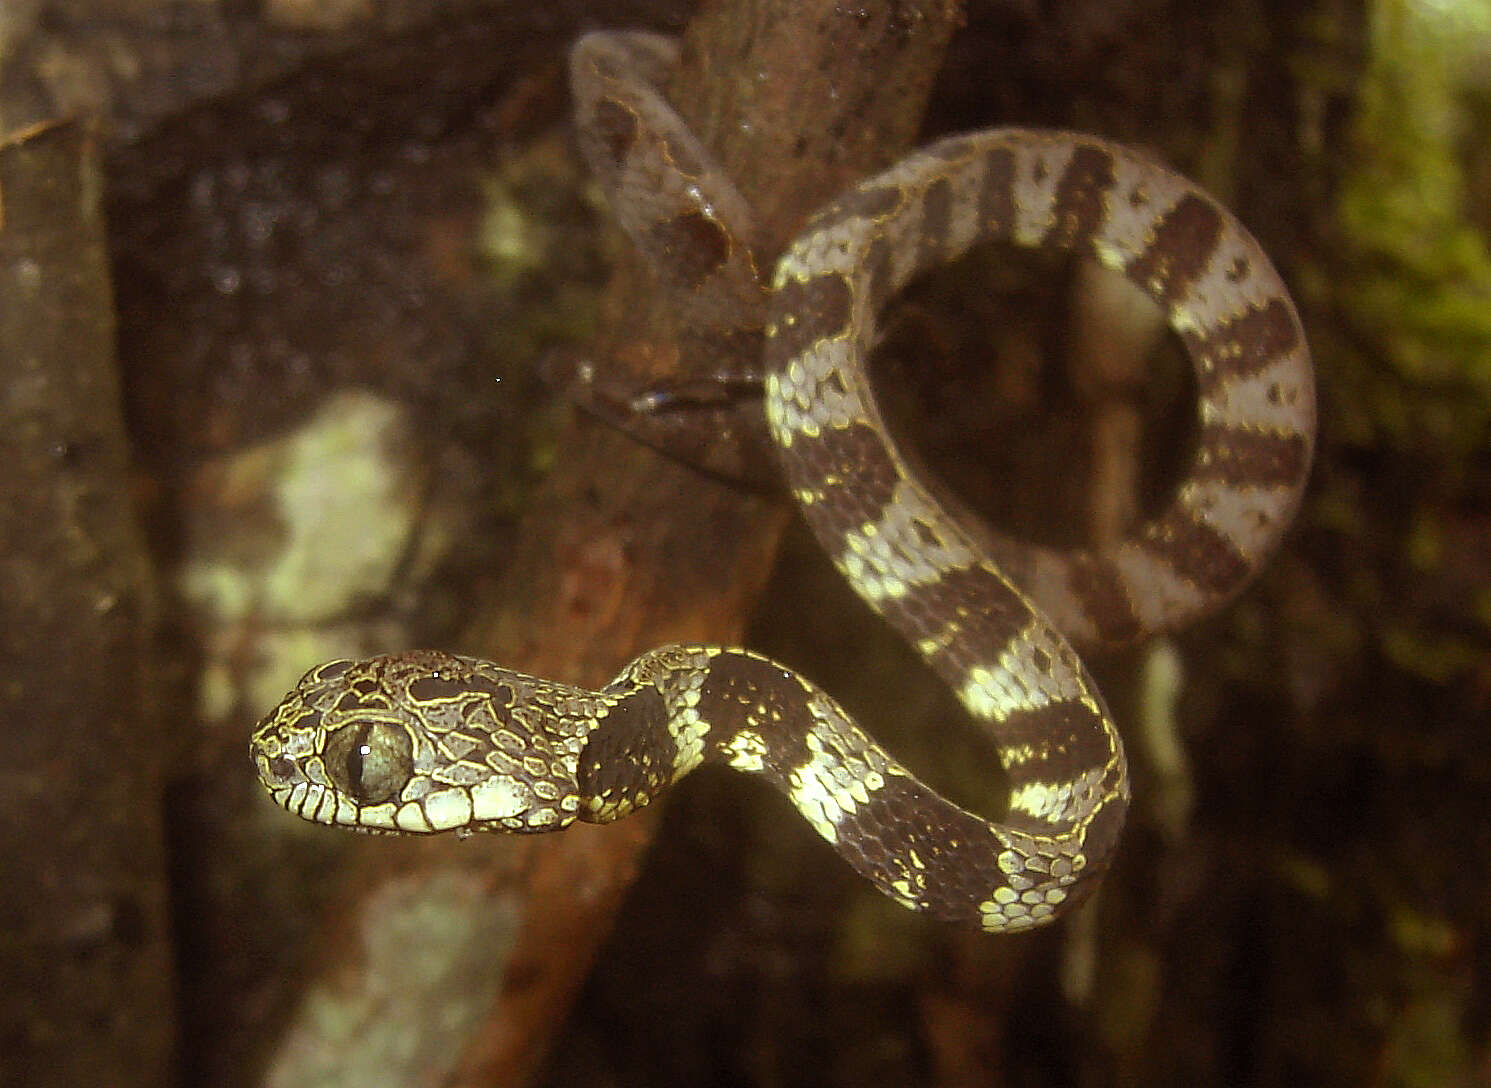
[251,32,1314,932]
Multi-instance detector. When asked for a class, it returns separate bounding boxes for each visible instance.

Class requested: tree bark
[388,2,963,1082]
[0,119,173,1088]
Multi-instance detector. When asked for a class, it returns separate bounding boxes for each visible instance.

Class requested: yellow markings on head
[470,776,529,823]
[357,801,398,830]
[396,800,432,832]
[423,787,475,831]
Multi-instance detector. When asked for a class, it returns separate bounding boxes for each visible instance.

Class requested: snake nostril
[267,755,299,783]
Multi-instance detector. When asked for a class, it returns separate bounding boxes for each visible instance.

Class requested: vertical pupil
[346,726,373,787]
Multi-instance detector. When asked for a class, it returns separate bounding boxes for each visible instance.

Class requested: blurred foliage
[1328,0,1491,683]
[1339,0,1491,423]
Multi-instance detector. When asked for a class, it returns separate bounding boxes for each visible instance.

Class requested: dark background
[2,1,1485,1085]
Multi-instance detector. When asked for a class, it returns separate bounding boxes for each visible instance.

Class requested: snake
[250,31,1314,932]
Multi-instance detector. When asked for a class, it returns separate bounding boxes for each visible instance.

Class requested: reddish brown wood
[448,2,964,1081]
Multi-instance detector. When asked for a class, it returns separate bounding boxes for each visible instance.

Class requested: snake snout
[249,690,327,799]
[256,751,303,788]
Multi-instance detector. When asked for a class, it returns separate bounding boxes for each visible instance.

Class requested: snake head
[250,651,589,835]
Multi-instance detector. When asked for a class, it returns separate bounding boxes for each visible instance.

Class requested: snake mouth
[249,740,336,822]
[265,779,345,827]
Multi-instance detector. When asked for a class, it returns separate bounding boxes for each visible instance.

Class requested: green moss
[1338,0,1491,408]
[1328,0,1491,686]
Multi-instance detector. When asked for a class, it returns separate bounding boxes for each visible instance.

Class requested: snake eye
[324,722,413,804]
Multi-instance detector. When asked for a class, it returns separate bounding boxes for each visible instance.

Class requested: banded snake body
[251,32,1314,932]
